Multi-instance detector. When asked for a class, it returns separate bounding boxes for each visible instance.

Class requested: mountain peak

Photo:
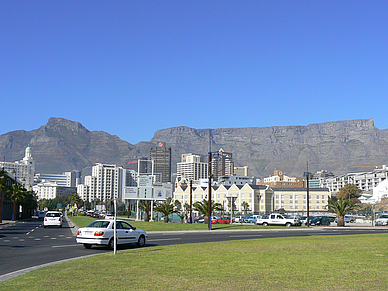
[46,117,89,133]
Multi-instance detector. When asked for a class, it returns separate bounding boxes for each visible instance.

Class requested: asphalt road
[1,218,388,282]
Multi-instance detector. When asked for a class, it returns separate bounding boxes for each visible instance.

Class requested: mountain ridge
[1,117,387,178]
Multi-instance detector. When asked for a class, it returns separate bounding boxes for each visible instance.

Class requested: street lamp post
[257,194,262,215]
[208,151,212,230]
[12,169,17,221]
[226,196,237,224]
[189,180,193,223]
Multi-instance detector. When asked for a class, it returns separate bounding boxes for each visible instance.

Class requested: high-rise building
[0,146,35,190]
[177,153,208,182]
[35,171,81,187]
[234,166,249,176]
[211,149,233,181]
[77,163,126,202]
[150,142,171,183]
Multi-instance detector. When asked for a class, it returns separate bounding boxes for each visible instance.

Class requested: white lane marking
[3,240,10,242]
[52,244,79,248]
[229,235,263,238]
[147,238,181,242]
[34,238,41,241]
[50,238,57,240]
[13,237,19,239]
[18,239,25,242]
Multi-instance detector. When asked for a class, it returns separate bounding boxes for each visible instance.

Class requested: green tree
[241,201,250,215]
[0,171,11,222]
[154,197,177,223]
[20,190,38,219]
[193,199,223,224]
[327,198,358,227]
[67,193,83,209]
[138,200,152,222]
[336,183,362,204]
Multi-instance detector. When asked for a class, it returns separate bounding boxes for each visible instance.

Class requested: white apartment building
[35,171,81,187]
[77,163,127,202]
[324,165,388,193]
[0,146,35,190]
[33,181,76,200]
[177,153,208,182]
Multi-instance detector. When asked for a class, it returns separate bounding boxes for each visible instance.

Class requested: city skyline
[1,1,388,144]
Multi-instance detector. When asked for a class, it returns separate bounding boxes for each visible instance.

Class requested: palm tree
[0,171,11,222]
[138,200,152,222]
[327,198,358,227]
[193,199,223,224]
[241,201,250,216]
[20,190,38,219]
[154,197,177,223]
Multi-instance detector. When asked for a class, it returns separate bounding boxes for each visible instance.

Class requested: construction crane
[352,164,379,169]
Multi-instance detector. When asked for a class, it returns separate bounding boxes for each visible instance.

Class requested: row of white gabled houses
[174,183,331,215]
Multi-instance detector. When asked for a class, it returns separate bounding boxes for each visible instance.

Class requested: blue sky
[1,1,387,144]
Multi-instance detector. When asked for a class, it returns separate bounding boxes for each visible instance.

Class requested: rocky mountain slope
[1,117,387,178]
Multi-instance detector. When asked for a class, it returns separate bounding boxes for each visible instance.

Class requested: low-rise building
[324,165,388,192]
[33,181,76,200]
[273,187,331,212]
[258,170,304,188]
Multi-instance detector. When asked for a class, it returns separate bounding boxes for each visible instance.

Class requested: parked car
[92,212,101,218]
[193,215,204,223]
[375,214,388,226]
[242,216,258,223]
[44,211,63,228]
[76,219,147,249]
[256,213,301,227]
[214,216,231,224]
[86,210,94,217]
[335,216,355,223]
[309,216,331,226]
[38,211,46,219]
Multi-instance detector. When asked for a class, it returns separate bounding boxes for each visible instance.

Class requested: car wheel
[44,226,47,228]
[108,238,115,250]
[137,235,146,247]
[285,222,291,227]
[263,222,268,226]
[83,244,92,249]
[59,225,62,228]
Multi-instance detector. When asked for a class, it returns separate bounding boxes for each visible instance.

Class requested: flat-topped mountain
[1,117,387,178]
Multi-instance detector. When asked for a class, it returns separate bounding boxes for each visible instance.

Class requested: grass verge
[1,234,387,290]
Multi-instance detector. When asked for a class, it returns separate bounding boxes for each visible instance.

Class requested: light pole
[189,180,193,223]
[208,151,212,230]
[12,169,17,221]
[226,196,237,224]
[257,194,262,215]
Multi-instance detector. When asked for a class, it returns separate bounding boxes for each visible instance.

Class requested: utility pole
[306,162,310,227]
[208,151,212,230]
[190,180,192,223]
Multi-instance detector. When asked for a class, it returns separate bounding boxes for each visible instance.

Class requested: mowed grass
[69,216,281,231]
[1,234,388,290]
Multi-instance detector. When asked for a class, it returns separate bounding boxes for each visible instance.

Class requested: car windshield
[86,221,110,228]
[46,213,60,217]
[379,215,388,218]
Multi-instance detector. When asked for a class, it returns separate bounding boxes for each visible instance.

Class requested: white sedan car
[76,219,147,249]
[43,211,63,228]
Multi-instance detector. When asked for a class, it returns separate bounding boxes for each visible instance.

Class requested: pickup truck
[256,213,301,227]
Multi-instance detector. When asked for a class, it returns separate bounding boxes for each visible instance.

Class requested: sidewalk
[0,220,17,226]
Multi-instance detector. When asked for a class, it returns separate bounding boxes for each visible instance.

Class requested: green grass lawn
[69,215,283,231]
[1,234,387,290]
